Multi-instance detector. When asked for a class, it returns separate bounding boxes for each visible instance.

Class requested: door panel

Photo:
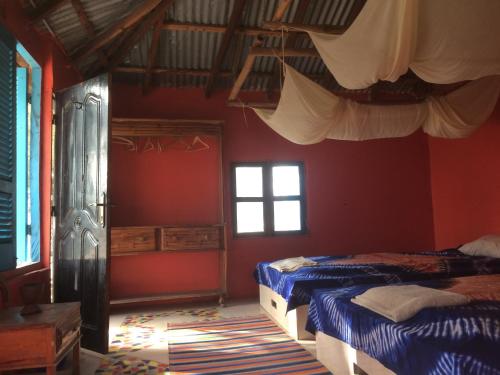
[59,102,76,224]
[83,95,101,224]
[55,74,110,354]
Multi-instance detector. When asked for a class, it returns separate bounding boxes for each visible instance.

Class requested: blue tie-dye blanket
[254,249,500,311]
[306,274,500,375]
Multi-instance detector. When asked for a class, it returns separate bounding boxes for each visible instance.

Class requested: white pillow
[458,235,500,258]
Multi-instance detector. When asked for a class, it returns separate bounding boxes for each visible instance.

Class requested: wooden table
[0,302,81,375]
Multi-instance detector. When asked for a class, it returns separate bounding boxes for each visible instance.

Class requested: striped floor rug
[168,315,331,374]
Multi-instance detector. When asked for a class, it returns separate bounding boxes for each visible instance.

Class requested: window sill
[233,229,309,239]
[0,262,42,281]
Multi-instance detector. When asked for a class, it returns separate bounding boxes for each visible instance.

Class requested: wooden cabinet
[0,302,81,374]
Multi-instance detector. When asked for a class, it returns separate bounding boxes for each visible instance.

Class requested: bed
[306,274,500,375]
[256,249,500,339]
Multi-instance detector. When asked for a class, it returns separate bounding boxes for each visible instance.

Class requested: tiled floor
[23,299,316,374]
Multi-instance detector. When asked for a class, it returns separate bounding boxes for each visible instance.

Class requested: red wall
[0,2,79,307]
[111,137,220,226]
[429,101,500,249]
[110,137,222,299]
[111,85,435,300]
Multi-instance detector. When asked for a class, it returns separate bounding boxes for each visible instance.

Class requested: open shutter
[0,25,17,271]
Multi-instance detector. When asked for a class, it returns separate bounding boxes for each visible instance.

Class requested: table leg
[73,341,80,375]
[46,366,56,375]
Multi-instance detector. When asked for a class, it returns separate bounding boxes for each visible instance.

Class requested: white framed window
[232,162,306,236]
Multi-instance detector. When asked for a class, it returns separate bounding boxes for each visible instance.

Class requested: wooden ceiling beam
[115,66,297,80]
[143,19,163,93]
[162,22,306,38]
[250,47,318,58]
[228,38,263,101]
[28,1,73,61]
[227,101,277,109]
[265,0,366,95]
[71,0,163,64]
[70,0,107,66]
[115,67,233,76]
[70,0,93,35]
[262,21,346,34]
[106,0,175,73]
[266,0,311,96]
[205,0,247,98]
[225,0,294,102]
[228,44,318,101]
[272,0,293,22]
[30,0,69,23]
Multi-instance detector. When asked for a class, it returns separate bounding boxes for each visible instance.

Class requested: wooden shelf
[111,224,224,256]
[111,247,222,257]
[112,117,224,137]
[110,289,225,306]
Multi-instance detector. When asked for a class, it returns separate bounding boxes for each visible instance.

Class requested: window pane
[235,167,263,197]
[274,200,301,231]
[236,202,264,233]
[272,166,300,196]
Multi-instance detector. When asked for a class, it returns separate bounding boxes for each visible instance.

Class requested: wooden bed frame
[259,284,395,373]
[259,285,313,340]
[316,331,395,375]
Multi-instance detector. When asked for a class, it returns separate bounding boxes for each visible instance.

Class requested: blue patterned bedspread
[306,275,500,375]
[254,249,500,311]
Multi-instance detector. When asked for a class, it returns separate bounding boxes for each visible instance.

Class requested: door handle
[90,192,109,226]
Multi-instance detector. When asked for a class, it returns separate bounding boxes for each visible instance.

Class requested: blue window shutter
[16,43,41,264]
[16,67,28,264]
[0,25,17,271]
[29,65,41,263]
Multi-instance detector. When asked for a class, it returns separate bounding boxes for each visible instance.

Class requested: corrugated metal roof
[25,0,439,99]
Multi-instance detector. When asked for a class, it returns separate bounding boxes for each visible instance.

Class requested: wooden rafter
[70,0,93,35]
[228,45,318,101]
[205,0,247,97]
[71,0,163,64]
[28,0,71,60]
[162,22,310,37]
[266,0,311,96]
[227,101,277,109]
[226,0,295,102]
[70,0,107,66]
[272,0,293,22]
[251,47,318,58]
[106,0,174,73]
[30,0,69,23]
[228,38,263,101]
[115,66,326,81]
[116,67,234,76]
[262,21,347,34]
[144,19,163,93]
[267,0,367,95]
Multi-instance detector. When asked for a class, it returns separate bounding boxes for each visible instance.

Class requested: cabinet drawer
[161,226,222,251]
[111,227,158,254]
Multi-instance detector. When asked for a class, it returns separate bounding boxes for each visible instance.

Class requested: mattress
[306,274,500,374]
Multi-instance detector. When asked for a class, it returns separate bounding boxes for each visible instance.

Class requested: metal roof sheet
[27,0,437,98]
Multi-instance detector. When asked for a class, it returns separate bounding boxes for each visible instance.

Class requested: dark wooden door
[54,75,110,353]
